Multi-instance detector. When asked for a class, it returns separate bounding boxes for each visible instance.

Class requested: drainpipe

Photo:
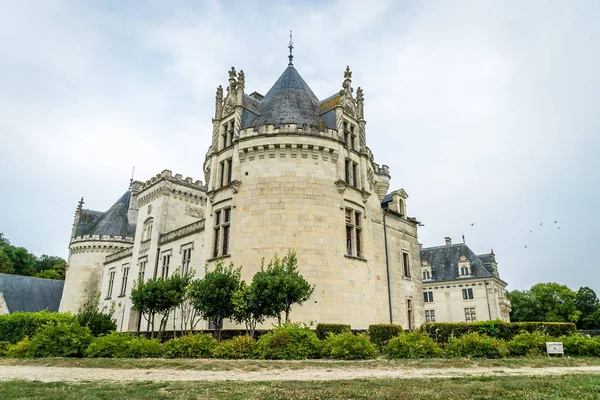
[484,280,492,320]
[383,209,393,324]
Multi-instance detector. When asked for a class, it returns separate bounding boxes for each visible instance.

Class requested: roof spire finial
[288,30,294,66]
[129,166,135,189]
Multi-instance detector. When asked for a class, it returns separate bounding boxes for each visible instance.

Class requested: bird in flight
[525,245,528,248]
[530,230,533,233]
[470,223,475,226]
[540,222,543,226]
[554,220,558,224]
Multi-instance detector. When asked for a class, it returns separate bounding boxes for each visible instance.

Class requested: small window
[402,252,411,278]
[422,269,431,280]
[107,269,116,299]
[119,264,130,296]
[138,258,147,284]
[142,219,153,241]
[181,247,192,275]
[344,159,359,188]
[161,252,171,278]
[462,288,474,300]
[464,307,477,322]
[345,208,362,258]
[213,207,232,258]
[423,291,434,303]
[407,298,414,331]
[425,310,436,322]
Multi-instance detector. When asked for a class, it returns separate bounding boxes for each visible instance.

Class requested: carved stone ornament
[229,180,242,194]
[207,190,216,203]
[367,168,375,191]
[361,190,371,203]
[147,204,153,214]
[223,95,236,115]
[185,205,204,219]
[335,179,347,195]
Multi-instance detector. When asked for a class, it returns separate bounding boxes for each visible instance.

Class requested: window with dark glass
[402,252,411,278]
[423,291,434,303]
[119,265,129,296]
[462,288,474,300]
[345,208,362,258]
[213,207,231,258]
[107,269,116,299]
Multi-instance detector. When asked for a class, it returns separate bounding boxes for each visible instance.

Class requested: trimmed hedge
[420,321,577,343]
[386,332,443,359]
[321,332,377,360]
[86,332,163,358]
[163,333,217,359]
[0,311,75,344]
[257,323,321,360]
[367,324,403,352]
[315,324,351,340]
[214,336,259,359]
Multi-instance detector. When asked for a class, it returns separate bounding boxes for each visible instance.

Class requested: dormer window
[422,268,432,280]
[459,262,471,276]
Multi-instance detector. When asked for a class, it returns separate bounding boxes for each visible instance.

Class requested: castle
[59,47,508,331]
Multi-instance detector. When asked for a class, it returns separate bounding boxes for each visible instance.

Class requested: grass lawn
[0,374,599,399]
[1,356,600,371]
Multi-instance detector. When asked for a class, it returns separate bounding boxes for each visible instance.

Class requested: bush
[367,324,403,352]
[386,332,443,359]
[315,324,351,340]
[507,331,553,356]
[29,322,93,358]
[76,295,117,336]
[214,335,260,359]
[86,332,163,358]
[559,334,600,357]
[321,332,377,360]
[257,323,321,360]
[445,332,509,358]
[163,333,217,358]
[0,311,75,344]
[5,337,32,358]
[420,321,577,343]
[0,341,10,357]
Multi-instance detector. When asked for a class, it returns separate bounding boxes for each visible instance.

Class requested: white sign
[546,341,564,356]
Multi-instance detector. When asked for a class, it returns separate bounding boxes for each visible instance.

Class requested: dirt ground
[0,365,599,382]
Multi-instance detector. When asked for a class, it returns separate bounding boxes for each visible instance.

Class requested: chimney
[444,237,452,246]
[418,243,423,250]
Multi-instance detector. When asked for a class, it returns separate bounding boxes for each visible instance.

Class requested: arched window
[143,218,153,241]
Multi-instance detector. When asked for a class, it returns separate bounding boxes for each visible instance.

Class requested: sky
[0,0,598,292]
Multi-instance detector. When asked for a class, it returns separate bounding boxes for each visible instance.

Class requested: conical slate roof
[75,191,136,238]
[243,66,323,128]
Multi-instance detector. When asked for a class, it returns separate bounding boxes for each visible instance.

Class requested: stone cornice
[158,219,205,246]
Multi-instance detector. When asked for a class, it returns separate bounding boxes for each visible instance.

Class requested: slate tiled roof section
[75,191,136,238]
[477,253,497,276]
[241,66,326,129]
[420,243,500,283]
[0,273,64,313]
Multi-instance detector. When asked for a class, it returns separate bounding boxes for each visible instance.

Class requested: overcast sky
[1,0,598,292]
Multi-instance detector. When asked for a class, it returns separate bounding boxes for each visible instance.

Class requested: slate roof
[75,191,136,238]
[0,273,64,313]
[240,66,338,130]
[420,243,502,283]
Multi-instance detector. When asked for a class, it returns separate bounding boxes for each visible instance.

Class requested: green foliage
[445,332,509,358]
[559,334,600,357]
[251,250,314,324]
[0,248,14,274]
[34,255,67,280]
[575,287,600,329]
[0,340,11,357]
[130,273,187,339]
[0,311,75,344]
[420,321,576,343]
[385,332,444,359]
[231,282,266,338]
[34,269,62,280]
[189,261,242,340]
[5,337,32,358]
[29,322,93,358]
[506,331,553,356]
[76,294,117,336]
[257,323,321,360]
[163,333,217,358]
[1,246,37,276]
[508,283,582,323]
[0,233,66,279]
[214,335,260,359]
[86,332,163,358]
[367,324,403,352]
[315,324,351,340]
[321,332,377,360]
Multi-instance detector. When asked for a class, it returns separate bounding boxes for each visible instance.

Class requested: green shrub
[385,332,443,359]
[367,324,403,352]
[214,335,259,359]
[507,331,553,356]
[0,311,75,344]
[5,337,32,358]
[420,321,576,343]
[559,334,600,357]
[76,295,117,336]
[29,322,93,358]
[86,332,163,358]
[321,332,377,360]
[0,341,10,357]
[315,324,351,340]
[257,323,321,360]
[445,332,509,358]
[163,333,217,358]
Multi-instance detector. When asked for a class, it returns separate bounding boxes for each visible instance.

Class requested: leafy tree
[252,250,314,324]
[35,255,67,279]
[2,246,37,276]
[509,283,581,323]
[35,269,62,280]
[0,233,9,247]
[130,274,186,340]
[575,286,600,329]
[232,281,266,338]
[77,293,117,336]
[0,249,14,274]
[507,290,539,322]
[189,260,242,340]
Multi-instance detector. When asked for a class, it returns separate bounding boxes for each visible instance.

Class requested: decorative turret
[227,66,237,95]
[215,85,223,119]
[70,197,84,239]
[356,87,364,120]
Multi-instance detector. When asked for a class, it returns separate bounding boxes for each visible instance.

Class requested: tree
[130,274,186,340]
[508,283,581,323]
[575,286,600,329]
[0,249,14,274]
[189,260,242,340]
[35,269,62,280]
[252,250,314,324]
[507,290,538,322]
[2,246,37,276]
[35,255,67,279]
[232,281,266,338]
[77,293,117,335]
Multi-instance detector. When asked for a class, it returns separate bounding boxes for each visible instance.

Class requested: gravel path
[0,365,599,382]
